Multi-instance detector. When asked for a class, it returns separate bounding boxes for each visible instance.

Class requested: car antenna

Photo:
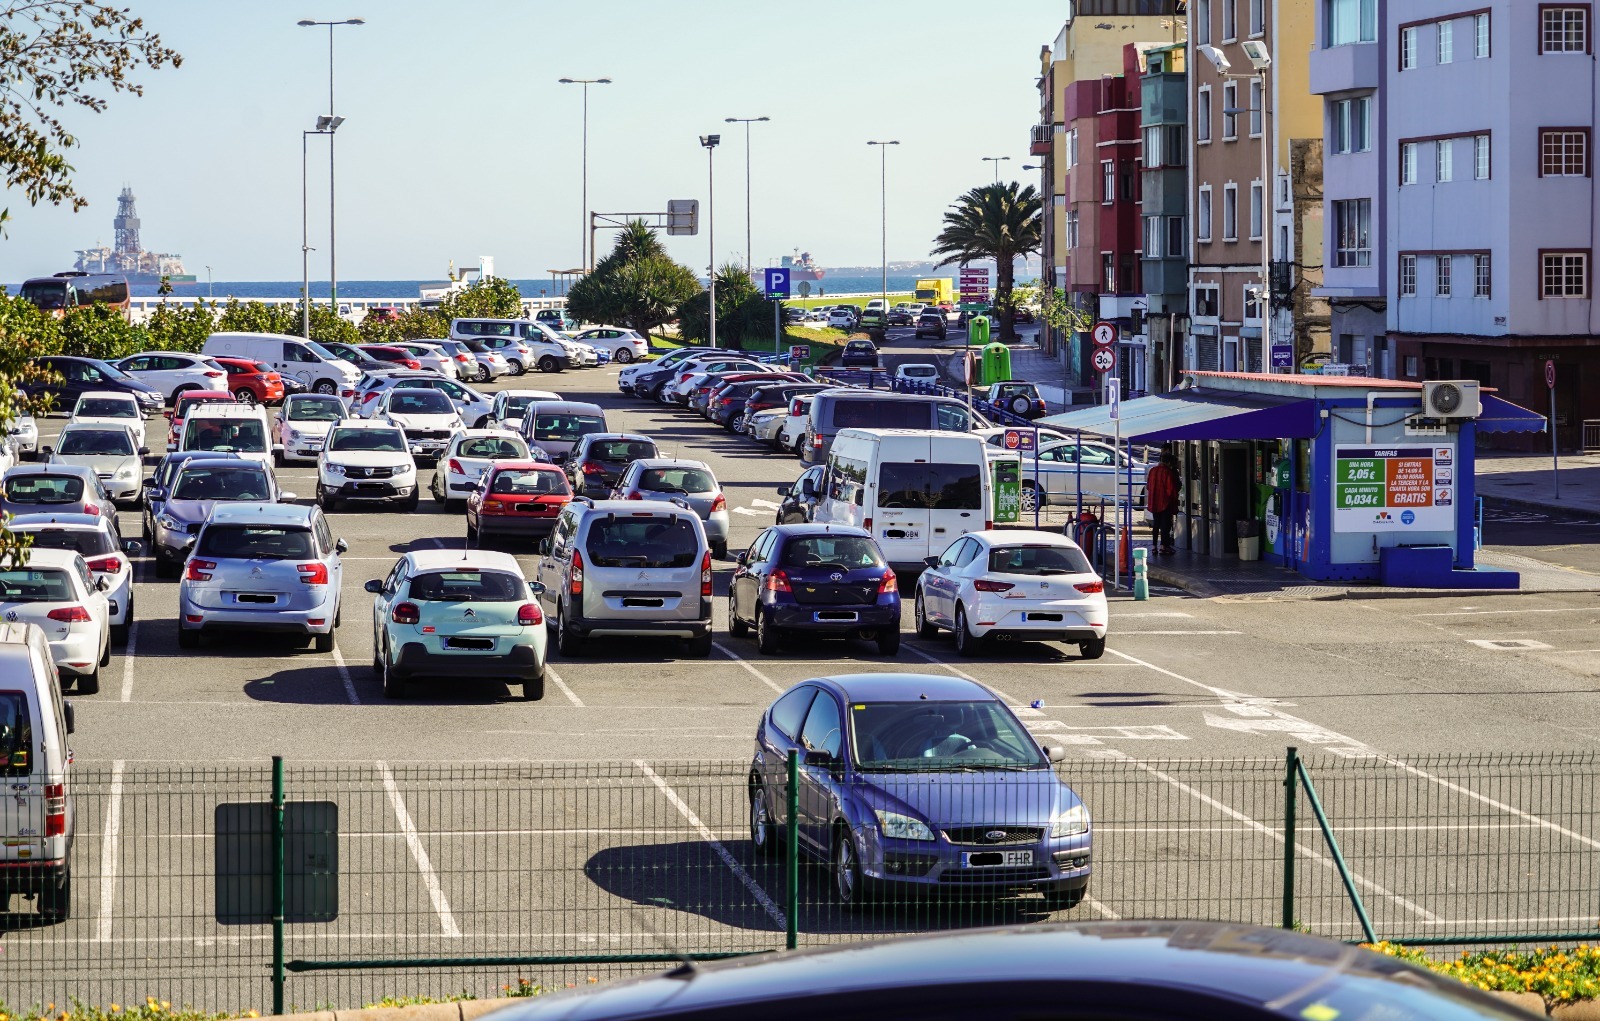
[630,905,703,981]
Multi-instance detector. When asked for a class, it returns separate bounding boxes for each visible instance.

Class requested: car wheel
[314,379,338,395]
[477,364,491,383]
[77,668,100,696]
[506,359,524,376]
[112,620,130,647]
[177,624,198,649]
[750,784,778,858]
[1079,636,1106,660]
[755,607,780,655]
[1021,482,1041,513]
[372,647,383,679]
[727,594,749,637]
[274,448,285,468]
[954,604,984,658]
[380,641,406,699]
[832,828,870,910]
[556,604,584,657]
[914,589,938,638]
[466,517,479,545]
[37,869,70,923]
[234,388,257,406]
[1009,395,1033,416]
[711,540,728,560]
[401,490,419,512]
[169,386,194,406]
[685,629,713,658]
[154,556,178,580]
[876,627,901,656]
[522,666,545,701]
[1043,883,1086,911]
[314,629,334,653]
[539,356,561,373]
[614,348,634,364]
[99,639,111,668]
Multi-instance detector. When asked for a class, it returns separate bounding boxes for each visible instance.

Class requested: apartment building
[1140,41,1188,393]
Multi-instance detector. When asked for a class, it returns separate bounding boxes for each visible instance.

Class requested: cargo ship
[72,187,195,284]
[781,250,824,281]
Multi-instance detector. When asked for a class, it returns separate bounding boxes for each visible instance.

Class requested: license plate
[961,850,1034,868]
[897,529,920,539]
[306,440,323,450]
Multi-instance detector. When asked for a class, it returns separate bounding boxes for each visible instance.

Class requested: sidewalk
[1474,452,1600,518]
[941,329,1080,411]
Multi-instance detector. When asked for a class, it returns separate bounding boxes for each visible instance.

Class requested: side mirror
[803,748,834,767]
[63,702,75,735]
[39,446,52,458]
[363,579,382,594]
[537,538,552,556]
[1044,744,1066,763]
[96,576,110,592]
[137,446,150,456]
[735,549,748,565]
[279,491,299,503]
[528,580,545,595]
[334,538,349,554]
[775,486,789,497]
[148,488,168,503]
[142,477,157,488]
[162,411,173,420]
[923,556,940,568]
[121,539,143,555]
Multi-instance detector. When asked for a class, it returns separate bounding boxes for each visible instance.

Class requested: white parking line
[635,760,786,929]
[331,644,360,704]
[1414,606,1597,617]
[119,621,138,702]
[1115,612,1195,618]
[547,664,583,706]
[95,760,124,942]
[1117,630,1243,636]
[377,761,461,937]
[712,643,785,693]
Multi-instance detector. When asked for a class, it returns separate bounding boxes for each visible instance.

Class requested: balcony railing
[1030,123,1053,156]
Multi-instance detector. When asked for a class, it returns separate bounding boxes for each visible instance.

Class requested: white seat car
[913,530,1108,659]
[113,351,229,405]
[894,363,940,385]
[7,411,39,460]
[747,406,789,446]
[430,429,531,510]
[826,309,857,329]
[44,422,146,504]
[275,393,349,464]
[778,394,815,454]
[373,387,464,463]
[387,341,460,379]
[570,326,649,364]
[1017,439,1150,509]
[350,371,494,427]
[0,547,111,693]
[69,391,146,427]
[317,420,419,512]
[8,512,139,646]
[487,389,563,434]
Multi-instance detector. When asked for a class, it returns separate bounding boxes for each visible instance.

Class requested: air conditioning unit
[1421,380,1481,420]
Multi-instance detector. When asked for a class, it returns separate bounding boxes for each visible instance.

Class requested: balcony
[1031,123,1053,156]
[1309,42,1381,96]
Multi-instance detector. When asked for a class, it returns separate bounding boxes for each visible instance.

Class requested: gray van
[800,390,988,465]
[517,400,608,460]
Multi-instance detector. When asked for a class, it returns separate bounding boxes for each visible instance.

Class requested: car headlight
[393,464,413,473]
[116,467,135,479]
[324,463,346,476]
[874,810,935,842]
[1050,804,1090,838]
[156,513,185,531]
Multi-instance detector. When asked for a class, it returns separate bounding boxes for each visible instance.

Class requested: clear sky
[0,0,1070,283]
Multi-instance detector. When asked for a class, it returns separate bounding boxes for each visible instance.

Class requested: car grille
[942,826,1044,846]
[96,473,114,481]
[938,866,1051,885]
[404,429,451,441]
[347,466,395,479]
[791,582,879,606]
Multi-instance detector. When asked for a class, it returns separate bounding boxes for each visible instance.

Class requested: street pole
[1550,362,1561,499]
[560,78,613,272]
[868,141,899,312]
[701,134,721,348]
[1260,68,1271,373]
[297,18,364,312]
[302,130,310,338]
[982,156,1011,183]
[205,265,212,299]
[726,117,770,272]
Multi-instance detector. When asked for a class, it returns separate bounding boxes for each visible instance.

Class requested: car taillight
[701,550,712,597]
[448,458,464,476]
[517,603,543,626]
[86,555,121,574]
[405,360,421,370]
[765,569,791,593]
[710,494,727,512]
[625,491,642,500]
[570,550,584,596]
[973,579,1014,593]
[1074,581,1105,594]
[864,516,873,530]
[984,519,993,530]
[185,559,216,582]
[47,606,91,623]
[581,461,605,475]
[81,504,100,517]
[878,569,898,595]
[204,370,225,378]
[298,562,330,585]
[718,397,732,405]
[455,354,471,362]
[362,392,379,404]
[392,602,421,624]
[790,400,804,415]
[812,433,822,449]
[482,499,503,512]
[44,783,65,837]
[342,389,356,398]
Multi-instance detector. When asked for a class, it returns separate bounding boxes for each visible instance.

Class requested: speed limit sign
[1092,321,1117,347]
[1092,347,1117,372]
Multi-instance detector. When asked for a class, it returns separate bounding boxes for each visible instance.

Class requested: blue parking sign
[763,267,790,299]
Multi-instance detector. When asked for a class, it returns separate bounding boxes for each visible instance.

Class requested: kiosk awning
[1477,395,1547,434]
[1040,388,1320,443]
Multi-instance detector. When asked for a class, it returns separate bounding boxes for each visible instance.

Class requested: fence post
[271,755,286,1016]
[1282,745,1297,931]
[785,749,799,951]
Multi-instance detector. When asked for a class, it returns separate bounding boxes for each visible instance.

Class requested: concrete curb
[1480,491,1600,521]
[1143,564,1593,602]
[263,999,523,1021]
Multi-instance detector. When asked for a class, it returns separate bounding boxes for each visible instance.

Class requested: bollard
[1132,546,1149,601]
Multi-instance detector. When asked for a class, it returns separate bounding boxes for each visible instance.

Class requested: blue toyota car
[728,524,901,656]
[748,672,1090,910]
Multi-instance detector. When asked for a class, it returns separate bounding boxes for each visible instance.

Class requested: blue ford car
[748,673,1089,910]
[728,524,900,656]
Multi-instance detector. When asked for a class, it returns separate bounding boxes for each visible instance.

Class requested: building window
[1332,96,1372,154]
[1198,187,1213,241]
[1223,184,1239,241]
[1168,216,1187,258]
[1474,134,1491,179]
[1102,160,1115,204]
[1327,0,1376,44]
[1401,141,1418,184]
[1475,12,1490,57]
[1143,215,1162,258]
[1250,181,1264,239]
[1474,253,1491,297]
[1250,0,1264,35]
[1401,26,1418,68]
[1542,251,1589,297]
[1223,81,1238,140]
[1222,336,1240,371]
[1064,128,1078,169]
[1438,20,1454,63]
[1436,255,1453,296]
[1244,286,1263,321]
[1194,0,1211,44]
[1065,210,1080,249]
[1121,164,1135,201]
[1194,285,1220,318]
[1143,125,1163,167]
[1249,78,1263,137]
[1540,128,1590,176]
[1437,139,1453,182]
[1333,199,1371,267]
[1103,253,1116,293]
[1197,86,1213,142]
[1541,6,1589,53]
[1400,254,1417,295]
[1404,355,1420,377]
[1223,0,1237,39]
[1277,175,1289,206]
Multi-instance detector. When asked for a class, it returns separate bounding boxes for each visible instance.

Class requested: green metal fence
[0,750,1594,1014]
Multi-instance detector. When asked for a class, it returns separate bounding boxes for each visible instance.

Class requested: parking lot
[6,342,1600,1011]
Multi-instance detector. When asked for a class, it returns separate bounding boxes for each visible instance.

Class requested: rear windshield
[197,525,315,560]
[0,568,74,602]
[5,475,86,505]
[830,399,929,430]
[408,570,523,602]
[590,439,657,462]
[533,413,605,443]
[489,469,568,495]
[177,396,233,416]
[585,516,700,568]
[328,428,405,453]
[75,398,138,418]
[878,462,983,510]
[17,528,115,558]
[459,436,528,460]
[58,429,135,456]
[286,398,344,422]
[989,545,1093,576]
[781,536,884,569]
[639,466,715,495]
[0,692,34,778]
[171,466,272,501]
[389,390,453,415]
[501,395,540,416]
[184,417,266,453]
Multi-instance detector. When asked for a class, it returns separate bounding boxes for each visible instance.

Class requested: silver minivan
[535,498,712,658]
[0,622,77,923]
[517,400,608,460]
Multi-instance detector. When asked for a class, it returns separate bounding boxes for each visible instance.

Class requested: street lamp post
[981,155,1011,183]
[301,125,333,338]
[867,141,900,312]
[297,17,363,313]
[724,116,769,271]
[205,265,212,299]
[559,77,612,272]
[701,134,721,348]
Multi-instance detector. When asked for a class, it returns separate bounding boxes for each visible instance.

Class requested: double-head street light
[982,155,1011,183]
[297,17,364,311]
[560,77,612,272]
[701,134,721,348]
[724,116,769,272]
[867,141,900,311]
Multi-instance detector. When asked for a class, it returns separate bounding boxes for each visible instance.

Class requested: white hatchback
[571,326,649,364]
[0,547,111,692]
[430,429,531,510]
[8,512,139,647]
[276,393,349,464]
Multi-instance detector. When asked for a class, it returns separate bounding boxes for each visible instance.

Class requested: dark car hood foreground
[487,921,1530,1021]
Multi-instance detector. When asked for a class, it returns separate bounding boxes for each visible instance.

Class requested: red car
[358,344,423,371]
[163,390,236,450]
[211,356,285,407]
[363,306,404,324]
[465,462,572,543]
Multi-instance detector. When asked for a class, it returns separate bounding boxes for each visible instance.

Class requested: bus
[18,272,131,319]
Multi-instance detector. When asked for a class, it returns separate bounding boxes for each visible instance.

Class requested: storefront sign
[1270,344,1294,370]
[1333,444,1455,532]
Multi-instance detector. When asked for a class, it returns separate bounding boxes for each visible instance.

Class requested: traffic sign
[1092,321,1117,348]
[1108,378,1121,420]
[1003,429,1037,452]
[1546,359,1557,390]
[1092,347,1116,372]
[789,344,810,360]
[763,267,790,299]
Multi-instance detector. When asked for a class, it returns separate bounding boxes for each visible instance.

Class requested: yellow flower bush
[1365,942,1600,1007]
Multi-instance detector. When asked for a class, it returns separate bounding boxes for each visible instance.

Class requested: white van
[450,319,572,373]
[203,332,361,396]
[814,429,1006,571]
[0,622,78,922]
[177,403,274,470]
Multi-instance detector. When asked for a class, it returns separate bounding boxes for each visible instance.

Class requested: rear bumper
[180,592,337,635]
[393,641,542,680]
[569,612,711,640]
[0,859,69,885]
[768,602,900,632]
[976,627,1104,643]
[50,631,101,677]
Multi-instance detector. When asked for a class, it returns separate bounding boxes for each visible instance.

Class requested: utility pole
[701,134,721,348]
[725,116,770,272]
[868,140,900,311]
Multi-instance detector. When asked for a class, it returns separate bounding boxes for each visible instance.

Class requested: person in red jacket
[1146,452,1180,554]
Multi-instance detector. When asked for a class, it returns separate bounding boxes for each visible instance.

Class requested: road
[5,353,1598,1012]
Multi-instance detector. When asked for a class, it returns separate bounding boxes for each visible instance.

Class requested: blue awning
[1477,394,1547,434]
[1039,387,1320,443]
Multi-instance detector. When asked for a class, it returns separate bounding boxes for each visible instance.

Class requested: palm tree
[929,182,1043,340]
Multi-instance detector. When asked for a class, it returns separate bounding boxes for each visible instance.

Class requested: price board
[1333,444,1455,533]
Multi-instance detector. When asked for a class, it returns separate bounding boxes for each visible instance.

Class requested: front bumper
[858,829,1093,893]
[332,481,416,502]
[104,479,140,501]
[393,639,542,680]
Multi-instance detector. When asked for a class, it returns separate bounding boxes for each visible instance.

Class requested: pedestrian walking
[1147,452,1180,554]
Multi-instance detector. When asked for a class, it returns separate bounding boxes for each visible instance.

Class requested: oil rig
[73,187,195,283]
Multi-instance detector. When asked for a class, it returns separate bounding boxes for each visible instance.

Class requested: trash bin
[1236,519,1261,561]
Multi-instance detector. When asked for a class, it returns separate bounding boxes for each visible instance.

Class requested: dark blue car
[749,673,1089,910]
[728,524,900,655]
